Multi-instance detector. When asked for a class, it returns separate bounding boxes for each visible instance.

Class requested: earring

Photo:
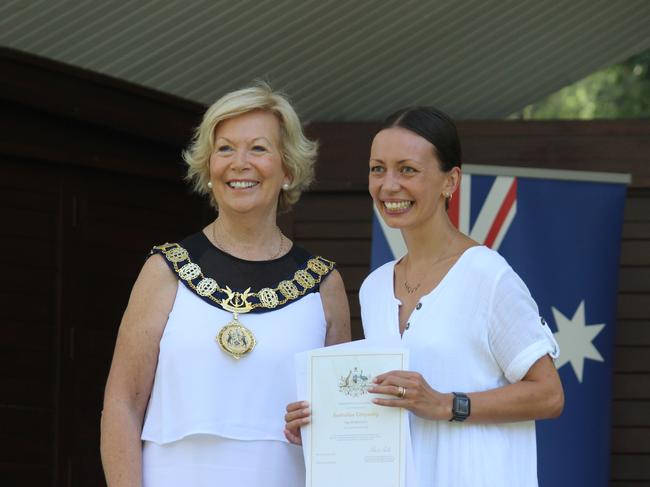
[282,182,290,190]
[443,192,452,200]
[207,181,213,189]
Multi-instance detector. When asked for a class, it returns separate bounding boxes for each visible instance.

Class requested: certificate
[304,346,408,487]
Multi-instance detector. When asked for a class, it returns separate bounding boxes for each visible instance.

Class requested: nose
[383,169,401,192]
[230,149,250,171]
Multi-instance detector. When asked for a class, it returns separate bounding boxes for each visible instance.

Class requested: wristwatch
[449,392,471,422]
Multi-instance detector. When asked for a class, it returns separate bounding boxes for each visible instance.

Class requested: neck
[211,208,282,260]
[400,209,458,265]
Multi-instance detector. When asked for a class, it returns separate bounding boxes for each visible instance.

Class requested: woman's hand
[369,356,564,424]
[368,370,452,421]
[284,401,311,445]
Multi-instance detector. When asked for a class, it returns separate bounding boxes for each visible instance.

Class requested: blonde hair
[183,82,318,212]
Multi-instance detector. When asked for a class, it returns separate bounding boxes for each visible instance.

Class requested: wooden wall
[1,49,649,486]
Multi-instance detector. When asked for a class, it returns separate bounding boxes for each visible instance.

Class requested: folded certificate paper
[296,340,409,487]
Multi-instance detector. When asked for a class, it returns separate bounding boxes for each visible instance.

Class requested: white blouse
[360,246,559,487]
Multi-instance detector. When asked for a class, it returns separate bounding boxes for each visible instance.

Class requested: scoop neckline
[391,244,484,305]
[199,230,295,264]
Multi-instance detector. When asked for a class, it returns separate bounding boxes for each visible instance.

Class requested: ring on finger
[397,386,406,399]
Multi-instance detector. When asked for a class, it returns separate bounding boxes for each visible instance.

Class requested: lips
[383,200,413,212]
[227,180,259,189]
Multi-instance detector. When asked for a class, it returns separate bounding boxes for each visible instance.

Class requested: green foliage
[513,50,650,119]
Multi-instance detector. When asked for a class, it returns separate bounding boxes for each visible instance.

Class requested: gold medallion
[216,315,256,360]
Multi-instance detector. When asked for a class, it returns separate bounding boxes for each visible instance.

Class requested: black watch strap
[450,392,471,422]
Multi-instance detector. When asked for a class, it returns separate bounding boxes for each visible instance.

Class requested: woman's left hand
[368,370,452,421]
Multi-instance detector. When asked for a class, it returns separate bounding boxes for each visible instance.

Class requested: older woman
[286,106,563,487]
[101,83,350,487]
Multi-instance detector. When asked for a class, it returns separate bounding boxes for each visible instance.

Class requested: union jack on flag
[370,165,629,487]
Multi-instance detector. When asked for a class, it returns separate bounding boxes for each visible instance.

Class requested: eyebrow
[215,136,272,145]
[369,158,416,164]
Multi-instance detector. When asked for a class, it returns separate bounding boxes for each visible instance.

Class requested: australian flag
[370,166,629,487]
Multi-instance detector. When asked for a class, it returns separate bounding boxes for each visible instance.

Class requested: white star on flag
[552,301,605,383]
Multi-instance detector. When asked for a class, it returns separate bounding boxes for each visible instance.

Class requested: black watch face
[456,398,470,416]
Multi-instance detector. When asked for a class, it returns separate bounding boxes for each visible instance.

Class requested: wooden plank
[623,222,650,239]
[338,265,371,293]
[0,464,51,486]
[624,194,650,222]
[620,241,650,266]
[293,193,372,222]
[0,48,202,146]
[612,401,650,426]
[618,295,650,320]
[614,348,650,373]
[0,292,53,322]
[0,206,56,239]
[347,292,361,319]
[294,221,373,240]
[351,318,363,340]
[295,239,371,266]
[0,408,52,464]
[611,454,650,480]
[613,374,650,400]
[616,321,650,346]
[0,322,53,351]
[612,428,650,453]
[0,379,53,408]
[619,268,650,293]
[3,237,57,269]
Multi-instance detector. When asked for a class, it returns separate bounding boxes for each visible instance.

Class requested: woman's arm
[284,269,351,444]
[320,269,351,346]
[100,255,177,486]
[370,354,564,422]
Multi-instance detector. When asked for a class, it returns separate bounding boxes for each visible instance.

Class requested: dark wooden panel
[0,408,53,464]
[612,428,650,453]
[0,465,51,487]
[619,268,650,293]
[620,242,650,266]
[0,100,185,181]
[611,482,650,487]
[611,454,650,480]
[614,348,650,373]
[623,194,650,222]
[618,295,650,320]
[612,401,650,426]
[623,222,650,239]
[0,48,202,146]
[296,239,371,266]
[294,193,373,222]
[351,318,363,340]
[613,374,650,400]
[616,321,650,346]
[294,221,373,240]
[337,265,371,293]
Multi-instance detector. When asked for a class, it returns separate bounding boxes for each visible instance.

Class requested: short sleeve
[488,267,560,383]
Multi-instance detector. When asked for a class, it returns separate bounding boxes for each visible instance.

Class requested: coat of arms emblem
[338,367,371,397]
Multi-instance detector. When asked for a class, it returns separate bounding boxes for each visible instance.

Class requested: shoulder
[360,260,396,298]
[138,253,178,293]
[462,245,512,282]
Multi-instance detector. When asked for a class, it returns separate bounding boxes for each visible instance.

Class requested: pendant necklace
[211,222,284,359]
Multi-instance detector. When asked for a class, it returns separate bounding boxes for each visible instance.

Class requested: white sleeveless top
[141,278,327,444]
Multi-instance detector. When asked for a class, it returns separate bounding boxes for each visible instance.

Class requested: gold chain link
[152,243,334,313]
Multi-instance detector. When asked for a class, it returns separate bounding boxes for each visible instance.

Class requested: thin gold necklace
[402,233,459,295]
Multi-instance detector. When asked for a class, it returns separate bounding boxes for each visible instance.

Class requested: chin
[379,211,413,229]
